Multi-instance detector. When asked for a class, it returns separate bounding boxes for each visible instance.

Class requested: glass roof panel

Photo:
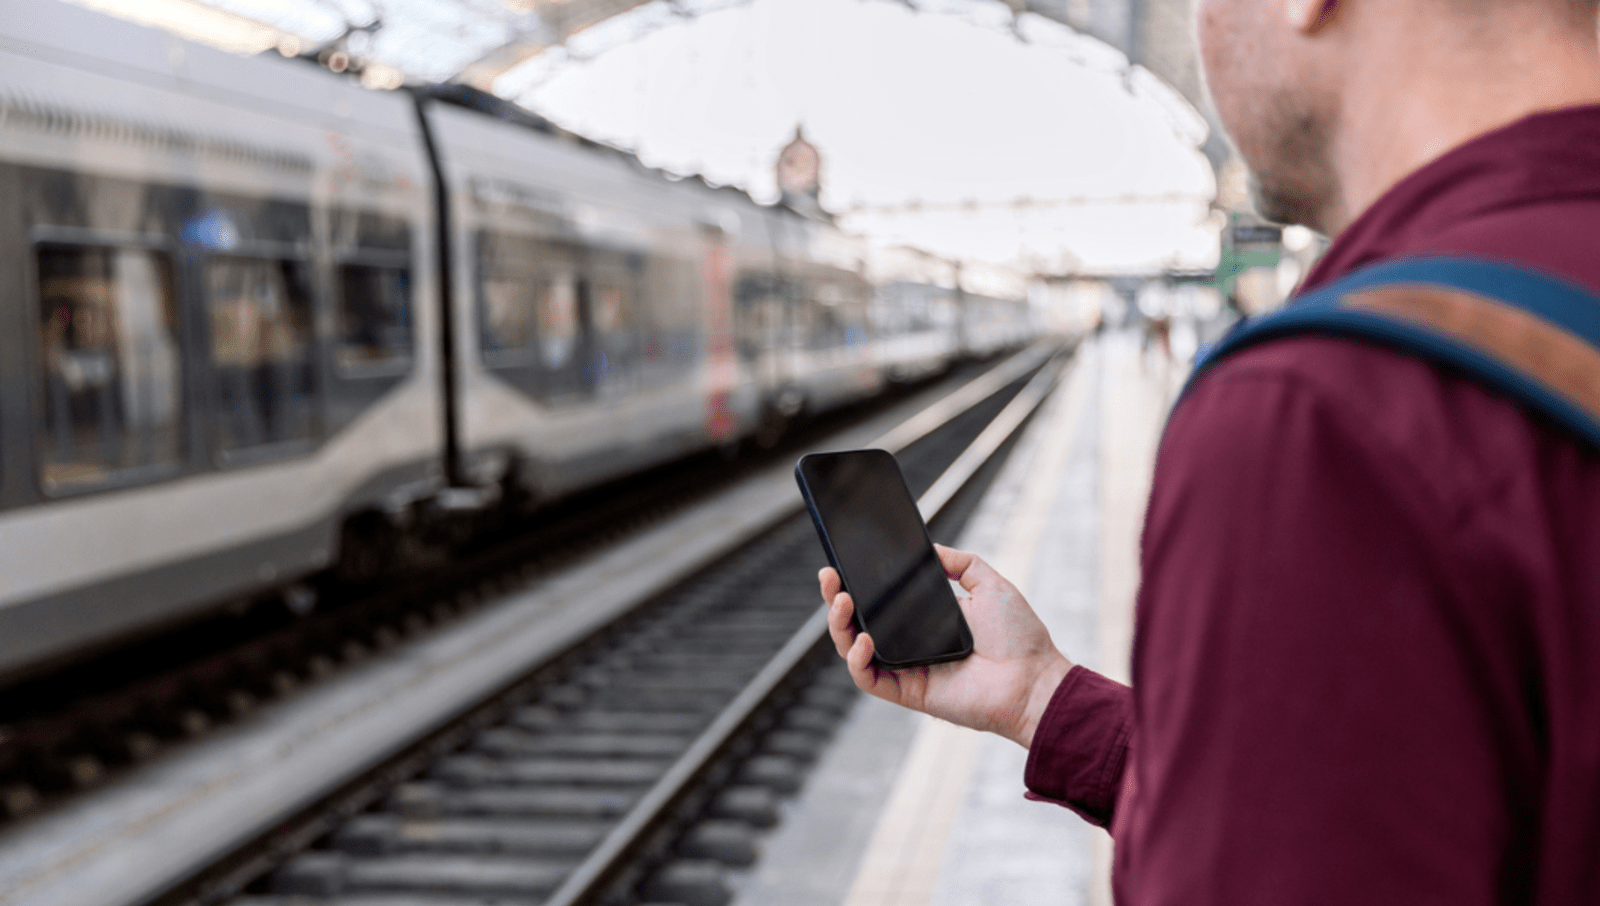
[360,0,536,82]
[202,0,361,42]
[502,0,1217,271]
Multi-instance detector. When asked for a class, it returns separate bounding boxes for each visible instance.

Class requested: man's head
[1197,0,1600,234]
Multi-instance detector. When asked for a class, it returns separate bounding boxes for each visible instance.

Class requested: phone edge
[795,451,976,670]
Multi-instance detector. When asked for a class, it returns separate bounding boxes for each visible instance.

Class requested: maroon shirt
[1025,105,1600,904]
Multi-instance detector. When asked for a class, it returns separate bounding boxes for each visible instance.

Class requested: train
[0,0,1037,683]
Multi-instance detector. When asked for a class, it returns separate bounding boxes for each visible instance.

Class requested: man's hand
[822,544,1074,749]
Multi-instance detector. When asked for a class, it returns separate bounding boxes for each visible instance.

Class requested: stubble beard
[1244,94,1341,232]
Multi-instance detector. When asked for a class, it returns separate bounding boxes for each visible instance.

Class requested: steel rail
[542,350,1070,906]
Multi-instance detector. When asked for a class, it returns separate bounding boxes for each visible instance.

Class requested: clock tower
[775,125,828,220]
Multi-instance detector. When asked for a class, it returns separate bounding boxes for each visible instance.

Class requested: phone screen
[796,449,973,668]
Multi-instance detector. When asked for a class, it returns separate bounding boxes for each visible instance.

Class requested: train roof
[4,0,421,136]
[6,0,862,250]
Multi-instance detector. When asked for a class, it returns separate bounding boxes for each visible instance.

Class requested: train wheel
[752,412,788,450]
[335,510,401,584]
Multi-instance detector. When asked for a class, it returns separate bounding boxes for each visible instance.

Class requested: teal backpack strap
[1186,256,1600,449]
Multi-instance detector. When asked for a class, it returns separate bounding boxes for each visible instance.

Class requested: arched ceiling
[460,0,1229,169]
[1041,0,1232,171]
[454,0,658,88]
[83,0,1224,171]
[71,0,1231,272]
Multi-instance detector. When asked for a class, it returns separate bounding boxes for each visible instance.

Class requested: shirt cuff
[1023,665,1134,828]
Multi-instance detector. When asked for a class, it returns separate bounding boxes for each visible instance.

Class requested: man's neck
[1323,9,1600,236]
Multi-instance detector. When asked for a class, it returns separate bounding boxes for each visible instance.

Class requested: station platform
[729,330,1188,906]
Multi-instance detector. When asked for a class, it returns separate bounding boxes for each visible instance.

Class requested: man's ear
[1284,0,1337,33]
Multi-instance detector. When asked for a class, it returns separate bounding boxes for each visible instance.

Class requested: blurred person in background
[824,0,1600,901]
[1139,311,1171,368]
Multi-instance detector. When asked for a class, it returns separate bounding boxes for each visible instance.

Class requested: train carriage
[766,218,883,415]
[436,94,750,502]
[0,0,1038,683]
[867,245,963,384]
[0,0,442,675]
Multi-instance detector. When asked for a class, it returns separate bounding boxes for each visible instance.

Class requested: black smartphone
[795,449,974,669]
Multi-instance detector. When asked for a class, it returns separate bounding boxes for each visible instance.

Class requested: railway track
[0,359,1002,824]
[0,343,1065,906]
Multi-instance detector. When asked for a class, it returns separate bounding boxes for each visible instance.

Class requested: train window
[205,256,317,453]
[539,275,580,369]
[480,274,540,367]
[36,244,183,491]
[331,210,412,255]
[734,272,786,359]
[593,280,631,334]
[338,264,413,373]
[640,256,699,369]
[586,248,646,389]
[816,281,869,348]
[476,232,590,383]
[589,277,640,387]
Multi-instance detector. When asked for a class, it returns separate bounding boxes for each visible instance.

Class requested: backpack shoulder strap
[1186,256,1600,449]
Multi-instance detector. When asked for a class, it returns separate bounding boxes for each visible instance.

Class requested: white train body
[0,0,441,674]
[0,0,1035,680]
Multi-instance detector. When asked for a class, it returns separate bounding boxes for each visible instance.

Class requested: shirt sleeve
[1023,665,1133,827]
[1115,346,1533,906]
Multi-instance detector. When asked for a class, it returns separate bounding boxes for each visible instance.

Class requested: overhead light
[361,63,407,90]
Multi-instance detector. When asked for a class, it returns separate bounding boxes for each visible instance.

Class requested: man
[821,0,1600,901]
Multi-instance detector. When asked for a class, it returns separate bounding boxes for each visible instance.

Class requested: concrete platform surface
[729,331,1186,906]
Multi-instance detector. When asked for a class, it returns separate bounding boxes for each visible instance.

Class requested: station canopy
[75,0,1221,274]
